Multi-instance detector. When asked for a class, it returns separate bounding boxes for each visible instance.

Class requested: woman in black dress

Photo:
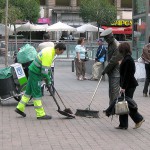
[116,42,145,130]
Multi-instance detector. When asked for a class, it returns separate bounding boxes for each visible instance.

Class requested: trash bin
[0,67,16,98]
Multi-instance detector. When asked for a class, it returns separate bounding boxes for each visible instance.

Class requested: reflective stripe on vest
[33,57,42,68]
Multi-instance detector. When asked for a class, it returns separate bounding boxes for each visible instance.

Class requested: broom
[75,75,103,118]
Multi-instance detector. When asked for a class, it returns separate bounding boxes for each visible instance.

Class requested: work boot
[37,115,52,120]
[15,108,26,117]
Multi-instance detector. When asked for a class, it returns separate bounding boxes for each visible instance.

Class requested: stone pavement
[0,64,150,150]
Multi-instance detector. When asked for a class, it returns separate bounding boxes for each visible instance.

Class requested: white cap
[100,28,112,37]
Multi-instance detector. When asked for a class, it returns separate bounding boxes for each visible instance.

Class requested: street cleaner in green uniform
[15,43,66,120]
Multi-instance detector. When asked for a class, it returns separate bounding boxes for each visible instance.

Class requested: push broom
[75,75,103,118]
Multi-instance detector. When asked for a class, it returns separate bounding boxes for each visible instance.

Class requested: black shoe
[115,126,127,130]
[15,108,26,117]
[37,115,52,120]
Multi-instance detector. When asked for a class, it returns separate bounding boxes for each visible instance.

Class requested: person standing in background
[90,38,106,81]
[68,32,74,40]
[75,37,87,81]
[100,28,122,105]
[141,37,150,97]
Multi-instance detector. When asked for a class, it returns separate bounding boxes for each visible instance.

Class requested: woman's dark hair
[77,37,84,44]
[118,42,131,57]
[55,43,66,51]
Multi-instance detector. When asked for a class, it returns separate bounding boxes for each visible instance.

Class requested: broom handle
[47,86,61,110]
[88,75,103,108]
[51,84,67,108]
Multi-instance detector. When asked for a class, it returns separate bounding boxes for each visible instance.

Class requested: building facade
[39,0,132,26]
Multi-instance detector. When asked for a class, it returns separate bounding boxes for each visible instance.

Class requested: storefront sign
[111,20,132,27]
[38,18,50,24]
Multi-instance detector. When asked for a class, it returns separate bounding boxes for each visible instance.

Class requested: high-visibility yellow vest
[29,47,55,83]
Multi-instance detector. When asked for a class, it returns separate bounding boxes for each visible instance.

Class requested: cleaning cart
[0,63,27,104]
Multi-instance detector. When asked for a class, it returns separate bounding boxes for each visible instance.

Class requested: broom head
[75,109,99,118]
[57,109,75,119]
[64,108,73,114]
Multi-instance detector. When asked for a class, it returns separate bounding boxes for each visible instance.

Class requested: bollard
[72,60,74,72]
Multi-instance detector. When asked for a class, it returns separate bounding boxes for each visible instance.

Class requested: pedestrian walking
[141,37,150,97]
[100,28,122,105]
[90,38,106,81]
[116,42,144,129]
[74,37,88,81]
[15,43,66,120]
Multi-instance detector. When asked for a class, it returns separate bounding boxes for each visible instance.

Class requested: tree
[79,0,117,26]
[0,0,40,58]
[0,0,40,23]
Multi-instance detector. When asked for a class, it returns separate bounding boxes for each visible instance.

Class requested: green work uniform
[16,47,55,118]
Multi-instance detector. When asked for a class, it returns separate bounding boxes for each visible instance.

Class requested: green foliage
[79,0,117,26]
[0,0,40,23]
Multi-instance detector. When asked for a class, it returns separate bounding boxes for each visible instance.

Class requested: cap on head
[97,38,104,42]
[100,28,113,37]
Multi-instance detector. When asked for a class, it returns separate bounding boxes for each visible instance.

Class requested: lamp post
[5,0,8,67]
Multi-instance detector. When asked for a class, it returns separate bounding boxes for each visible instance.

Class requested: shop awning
[102,26,132,34]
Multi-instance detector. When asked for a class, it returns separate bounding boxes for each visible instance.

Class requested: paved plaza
[0,63,150,150]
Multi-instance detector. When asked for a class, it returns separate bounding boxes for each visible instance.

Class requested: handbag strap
[116,92,126,103]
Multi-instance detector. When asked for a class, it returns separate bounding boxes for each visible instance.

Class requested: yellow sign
[111,20,132,26]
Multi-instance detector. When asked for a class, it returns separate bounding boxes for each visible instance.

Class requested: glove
[46,83,51,88]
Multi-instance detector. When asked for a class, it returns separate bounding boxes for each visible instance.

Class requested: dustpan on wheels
[75,75,103,118]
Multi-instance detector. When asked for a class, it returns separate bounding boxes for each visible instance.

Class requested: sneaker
[83,77,87,80]
[15,108,26,117]
[79,76,83,81]
[133,119,145,129]
[37,115,52,120]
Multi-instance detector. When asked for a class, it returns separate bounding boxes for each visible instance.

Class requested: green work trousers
[16,70,46,117]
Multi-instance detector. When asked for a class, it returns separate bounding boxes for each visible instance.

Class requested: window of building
[133,0,146,15]
[56,0,70,6]
[40,0,46,5]
[121,0,132,8]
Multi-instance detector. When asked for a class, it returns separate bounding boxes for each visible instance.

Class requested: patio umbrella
[46,21,77,32]
[76,23,104,32]
[46,21,76,40]
[16,22,47,42]
[76,24,104,42]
